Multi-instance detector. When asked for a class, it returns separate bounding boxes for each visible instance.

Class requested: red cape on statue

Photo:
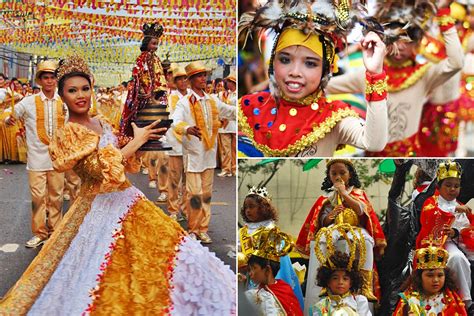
[265,280,303,316]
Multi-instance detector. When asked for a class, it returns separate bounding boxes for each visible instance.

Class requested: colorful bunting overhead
[0,0,235,86]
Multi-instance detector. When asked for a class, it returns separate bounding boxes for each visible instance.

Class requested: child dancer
[238,0,388,157]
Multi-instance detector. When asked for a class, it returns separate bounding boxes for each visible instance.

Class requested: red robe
[416,192,473,249]
[295,189,387,300]
[296,188,386,258]
[393,288,467,316]
[265,280,303,316]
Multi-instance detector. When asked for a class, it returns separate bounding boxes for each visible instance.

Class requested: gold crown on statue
[437,160,462,182]
[326,159,354,169]
[247,186,271,201]
[56,55,92,82]
[250,226,293,262]
[415,239,449,270]
[142,22,164,39]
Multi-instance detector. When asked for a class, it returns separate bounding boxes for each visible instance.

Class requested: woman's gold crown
[56,55,92,83]
[250,226,293,262]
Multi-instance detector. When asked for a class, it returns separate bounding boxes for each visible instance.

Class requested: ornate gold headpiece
[247,186,271,201]
[414,238,449,270]
[437,160,462,182]
[142,22,164,39]
[56,55,92,83]
[249,226,293,262]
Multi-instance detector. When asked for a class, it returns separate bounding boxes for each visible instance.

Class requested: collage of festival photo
[0,0,473,315]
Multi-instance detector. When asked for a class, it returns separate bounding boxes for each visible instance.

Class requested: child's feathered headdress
[239,0,373,50]
[373,0,437,46]
[239,0,381,98]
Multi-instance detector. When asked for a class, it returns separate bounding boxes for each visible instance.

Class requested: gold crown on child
[250,226,293,262]
[415,239,449,270]
[247,186,270,201]
[437,160,462,182]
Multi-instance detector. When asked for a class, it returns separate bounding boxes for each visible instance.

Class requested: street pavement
[0,163,236,298]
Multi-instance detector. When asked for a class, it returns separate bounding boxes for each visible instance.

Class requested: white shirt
[173,89,236,173]
[167,89,189,156]
[245,285,286,316]
[438,195,470,232]
[11,91,66,171]
[218,90,237,134]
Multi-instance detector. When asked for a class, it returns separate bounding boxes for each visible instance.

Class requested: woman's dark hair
[240,194,278,223]
[248,254,281,277]
[321,162,362,192]
[57,72,92,96]
[0,73,7,80]
[400,267,459,293]
[140,36,154,52]
[316,251,362,293]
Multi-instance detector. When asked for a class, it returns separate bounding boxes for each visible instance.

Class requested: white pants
[446,241,472,303]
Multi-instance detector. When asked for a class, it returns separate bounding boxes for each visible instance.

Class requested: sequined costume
[0,120,235,315]
[393,289,466,316]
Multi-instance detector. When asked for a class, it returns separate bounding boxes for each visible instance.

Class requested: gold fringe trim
[0,196,94,315]
[189,95,220,151]
[388,64,432,92]
[35,96,65,145]
[238,106,359,156]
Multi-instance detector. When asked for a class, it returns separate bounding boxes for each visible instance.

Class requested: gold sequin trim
[238,106,359,156]
[366,77,388,96]
[281,89,323,106]
[388,64,432,92]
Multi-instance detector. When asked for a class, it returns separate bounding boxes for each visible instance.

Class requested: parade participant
[239,186,304,306]
[173,61,236,243]
[167,66,189,221]
[1,77,26,162]
[245,226,303,316]
[238,0,388,157]
[238,186,278,288]
[296,159,386,310]
[0,55,235,315]
[217,71,236,177]
[310,251,371,316]
[4,60,66,248]
[393,240,467,315]
[327,0,464,156]
[416,160,473,309]
[416,3,472,156]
